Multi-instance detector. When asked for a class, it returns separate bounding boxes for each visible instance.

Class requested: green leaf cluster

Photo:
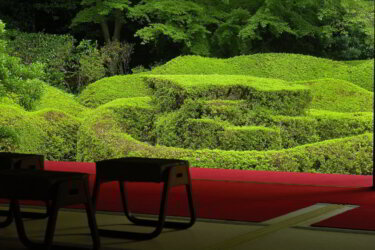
[0,20,45,110]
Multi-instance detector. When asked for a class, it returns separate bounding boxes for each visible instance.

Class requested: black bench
[93,157,196,240]
[0,169,100,250]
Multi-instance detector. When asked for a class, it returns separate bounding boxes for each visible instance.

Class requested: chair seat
[0,152,44,170]
[0,169,87,200]
[96,157,189,182]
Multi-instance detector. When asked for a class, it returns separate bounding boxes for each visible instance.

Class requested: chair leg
[99,180,171,240]
[119,181,196,229]
[11,199,57,250]
[0,205,13,228]
[83,179,100,250]
[92,176,101,212]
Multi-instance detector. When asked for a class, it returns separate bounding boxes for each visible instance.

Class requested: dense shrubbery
[4,30,134,93]
[0,20,45,110]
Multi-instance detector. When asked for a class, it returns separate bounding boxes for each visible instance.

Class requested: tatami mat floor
[0,205,374,250]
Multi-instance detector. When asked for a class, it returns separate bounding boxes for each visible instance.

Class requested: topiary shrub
[145,74,312,115]
[34,83,89,118]
[0,104,80,161]
[76,107,373,175]
[35,109,81,161]
[78,75,151,108]
[218,126,282,151]
[88,97,155,144]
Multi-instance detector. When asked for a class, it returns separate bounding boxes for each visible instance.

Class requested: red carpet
[3,161,374,231]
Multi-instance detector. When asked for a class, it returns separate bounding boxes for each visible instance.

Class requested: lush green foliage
[4,30,107,93]
[1,0,373,65]
[0,21,45,110]
[78,75,151,108]
[0,48,372,175]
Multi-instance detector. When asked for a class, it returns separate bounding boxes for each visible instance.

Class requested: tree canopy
[0,0,373,67]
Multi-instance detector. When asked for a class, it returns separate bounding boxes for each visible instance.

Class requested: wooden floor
[1,205,375,250]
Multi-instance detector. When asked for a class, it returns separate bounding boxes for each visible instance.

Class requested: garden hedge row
[145,74,312,115]
[151,53,373,91]
[218,126,282,151]
[93,97,156,144]
[269,110,373,148]
[76,109,373,175]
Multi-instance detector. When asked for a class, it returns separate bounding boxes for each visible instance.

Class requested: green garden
[0,0,373,175]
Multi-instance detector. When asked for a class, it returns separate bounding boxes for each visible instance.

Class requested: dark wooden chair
[0,152,47,228]
[0,169,100,250]
[93,157,196,240]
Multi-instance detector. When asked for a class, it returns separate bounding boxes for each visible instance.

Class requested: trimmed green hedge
[308,109,373,140]
[183,118,227,150]
[151,53,374,91]
[145,74,311,115]
[76,110,373,175]
[270,110,373,148]
[0,104,81,161]
[218,126,282,151]
[202,99,274,126]
[84,97,155,144]
[78,75,151,108]
[269,116,320,148]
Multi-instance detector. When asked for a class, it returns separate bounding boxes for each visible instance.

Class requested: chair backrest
[0,152,44,170]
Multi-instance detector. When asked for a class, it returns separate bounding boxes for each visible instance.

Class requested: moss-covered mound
[145,74,311,115]
[0,104,81,161]
[78,75,151,108]
[151,53,374,91]
[35,84,89,118]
